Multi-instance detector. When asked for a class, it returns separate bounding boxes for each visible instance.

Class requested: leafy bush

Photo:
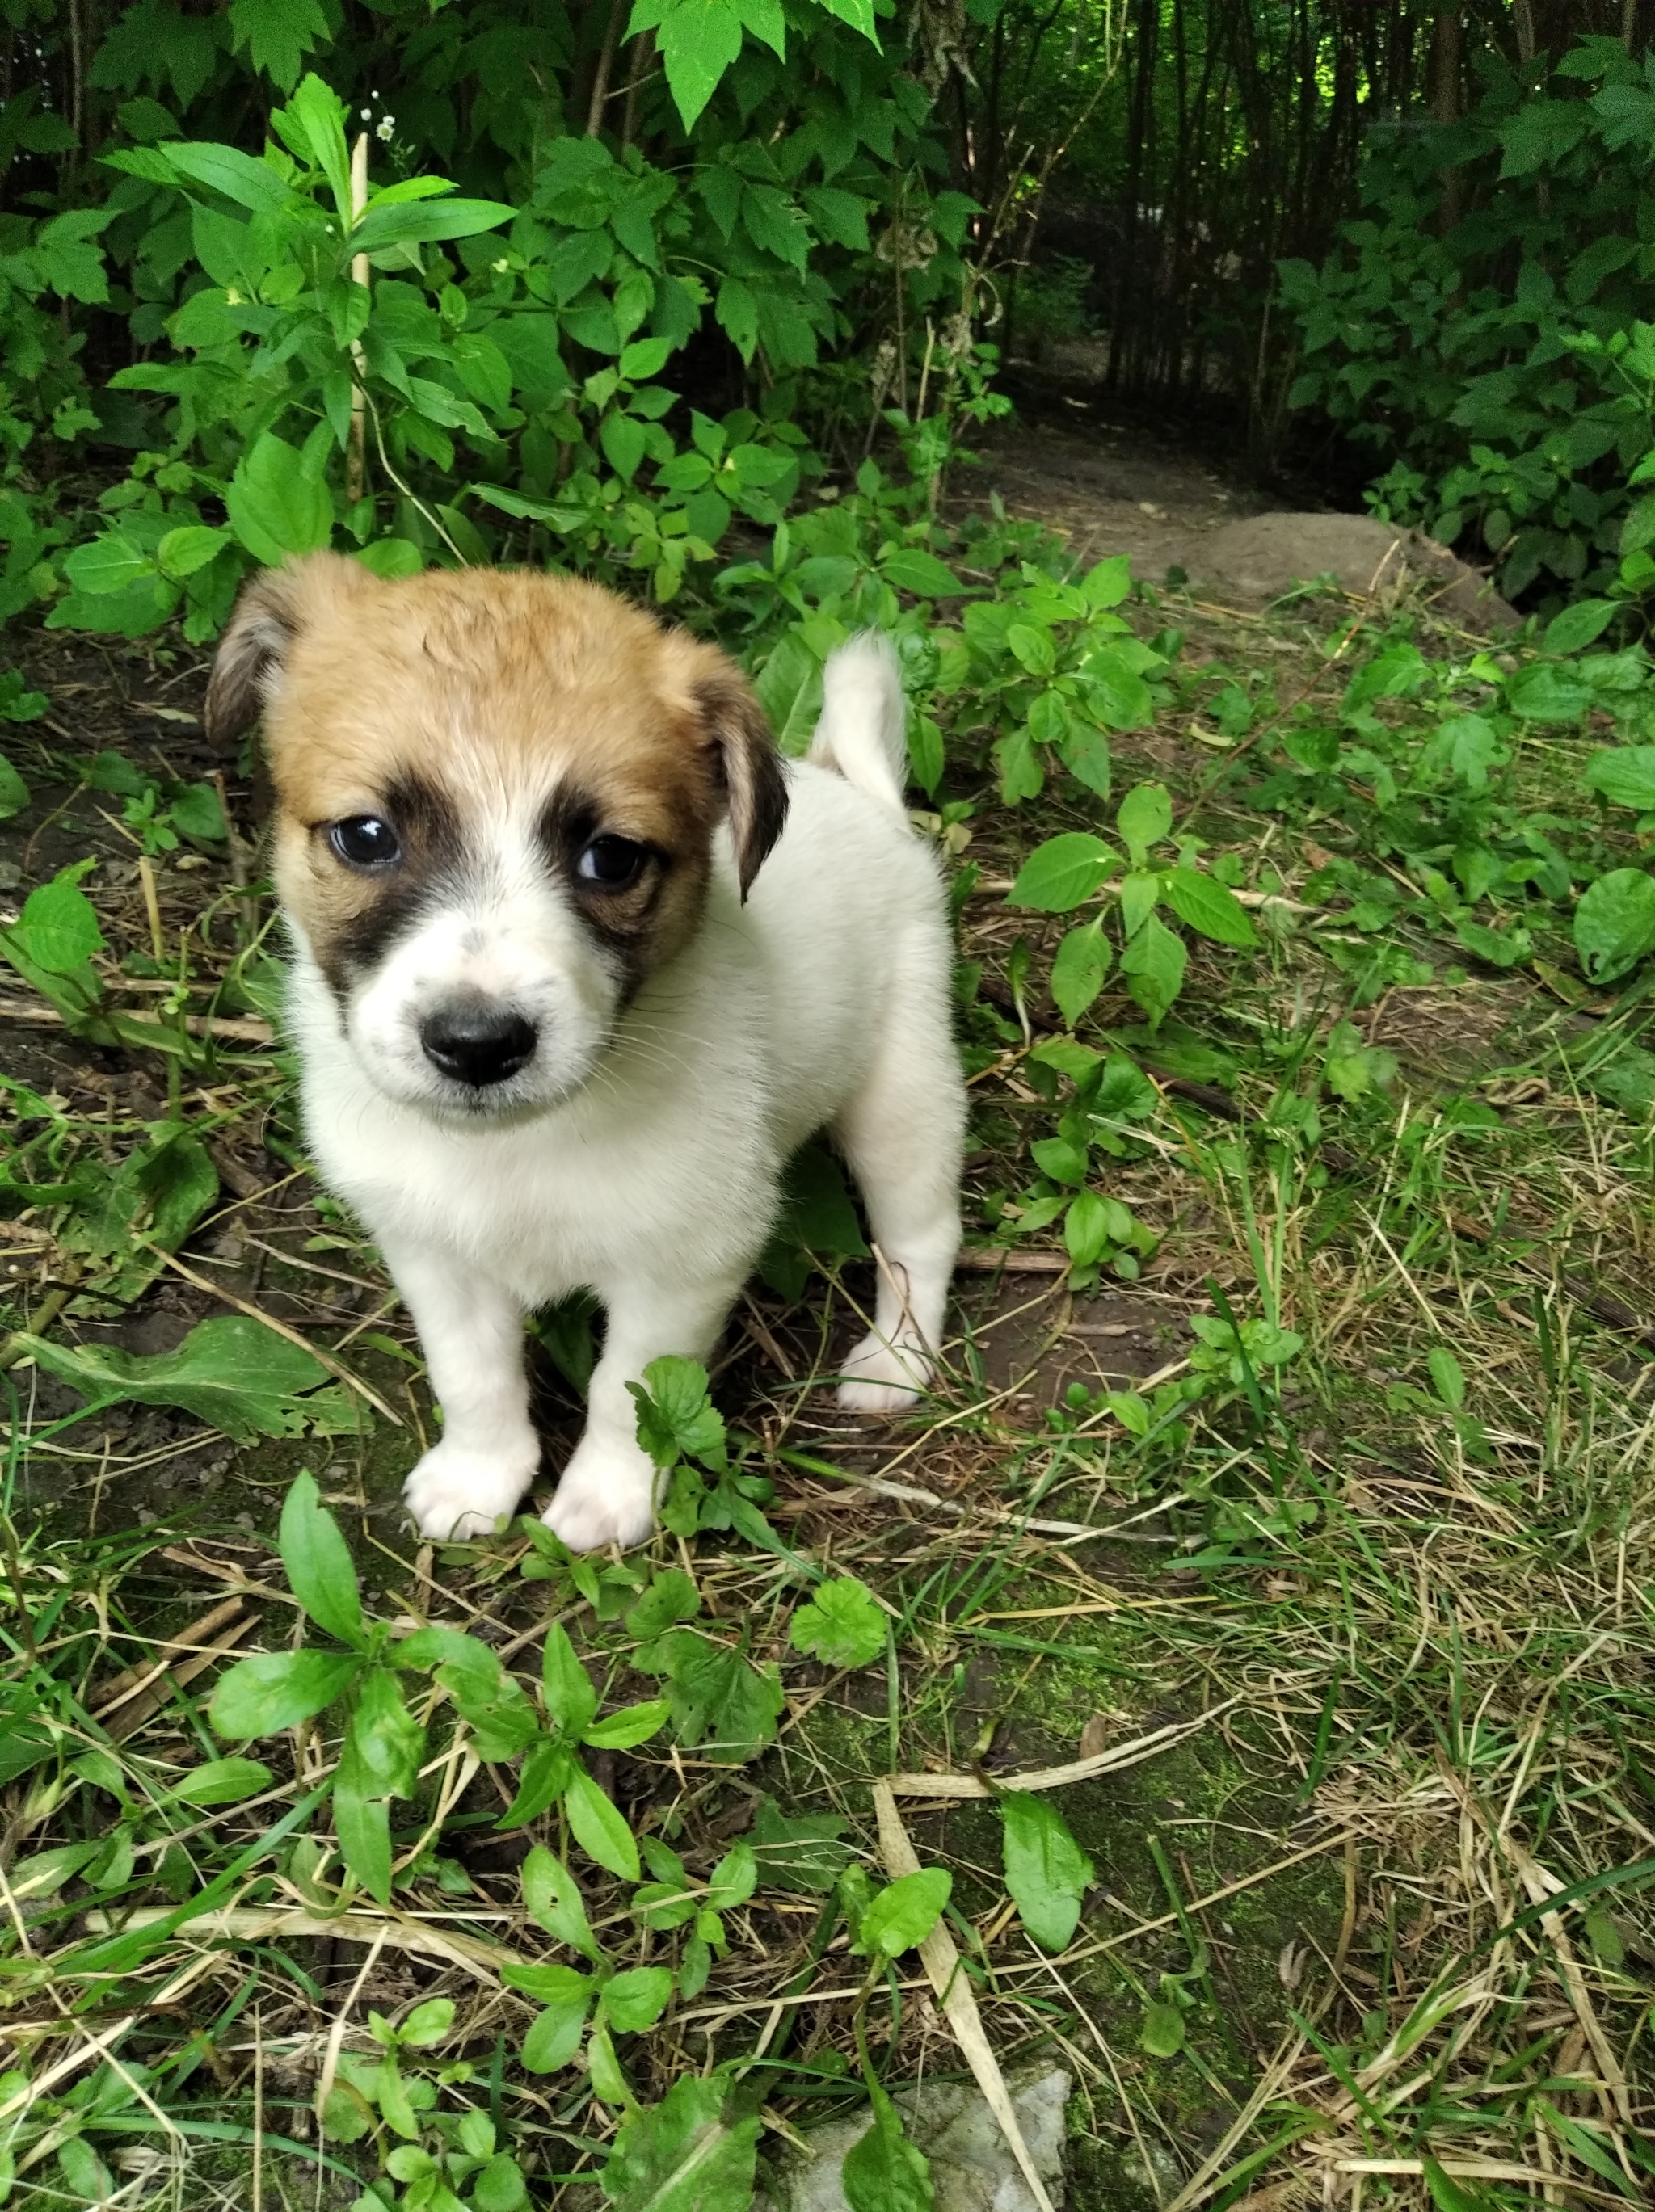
[1280,33,1655,603]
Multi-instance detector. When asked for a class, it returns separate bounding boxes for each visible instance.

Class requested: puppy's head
[206,555,787,1121]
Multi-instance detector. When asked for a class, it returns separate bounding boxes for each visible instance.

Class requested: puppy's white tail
[807,632,909,818]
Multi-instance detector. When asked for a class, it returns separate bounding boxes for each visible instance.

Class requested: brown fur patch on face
[227,555,786,990]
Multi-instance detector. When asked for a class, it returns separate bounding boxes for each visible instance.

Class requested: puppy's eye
[329,816,401,868]
[576,835,649,889]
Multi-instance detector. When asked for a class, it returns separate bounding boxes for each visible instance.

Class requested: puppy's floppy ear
[203,553,373,746]
[694,671,789,900]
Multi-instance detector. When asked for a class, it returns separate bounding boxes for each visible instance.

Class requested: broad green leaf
[600,411,648,483]
[63,532,154,596]
[227,0,329,91]
[1585,746,1655,811]
[1007,620,1055,675]
[635,1630,785,1762]
[522,1845,600,1961]
[1007,832,1118,913]
[499,1737,575,1829]
[1116,780,1173,862]
[882,548,966,597]
[1161,868,1257,948]
[634,0,747,132]
[1000,1790,1093,1951]
[625,1569,701,1641]
[789,1576,886,1668]
[600,2073,761,2212]
[20,1315,335,1445]
[210,1649,361,1739]
[345,1668,423,1800]
[750,1797,853,1893]
[225,432,333,564]
[1080,555,1131,608]
[1428,1347,1466,1410]
[0,754,32,818]
[843,2081,934,2212]
[857,1868,951,1958]
[1576,868,1655,984]
[165,139,292,212]
[1141,2000,1185,2058]
[475,2155,528,2212]
[602,1966,674,2033]
[12,864,104,972]
[349,198,516,254]
[1541,599,1617,654]
[1421,2158,1497,2212]
[1119,910,1186,1027]
[334,1781,392,1906]
[399,1997,455,2047]
[168,1757,272,1806]
[1504,662,1592,722]
[708,1840,757,1911]
[279,1469,364,1648]
[1051,919,1111,1028]
[630,1356,727,1470]
[521,1987,593,2072]
[542,1621,600,1739]
[1063,1191,1111,1271]
[563,1765,640,1882]
[583,1699,670,1751]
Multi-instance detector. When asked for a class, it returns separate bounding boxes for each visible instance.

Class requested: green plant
[1280,33,1655,603]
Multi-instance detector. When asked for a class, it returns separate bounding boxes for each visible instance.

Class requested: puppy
[204,556,965,1550]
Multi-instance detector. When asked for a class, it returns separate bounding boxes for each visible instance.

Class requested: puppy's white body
[285,638,963,1549]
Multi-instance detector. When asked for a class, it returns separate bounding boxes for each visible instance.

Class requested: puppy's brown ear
[696,671,789,899]
[203,553,373,746]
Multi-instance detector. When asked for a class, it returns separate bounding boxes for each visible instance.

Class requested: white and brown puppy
[205,556,964,1550]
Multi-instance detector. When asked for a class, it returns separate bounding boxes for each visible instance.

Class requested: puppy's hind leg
[832,963,964,1413]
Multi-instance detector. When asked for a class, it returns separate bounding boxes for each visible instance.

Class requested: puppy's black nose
[420,1004,537,1087]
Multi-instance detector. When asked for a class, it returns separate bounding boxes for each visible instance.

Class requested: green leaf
[600,2073,761,2212]
[843,2081,934,2212]
[639,0,747,132]
[13,864,104,972]
[1000,1790,1093,1952]
[583,1699,670,1751]
[1063,1191,1111,1271]
[345,1667,423,1799]
[750,1796,853,1894]
[165,140,293,213]
[1007,620,1056,675]
[1428,1348,1466,1411]
[601,411,648,483]
[1116,780,1173,862]
[563,1765,640,1882]
[1585,746,1655,811]
[399,1997,456,2047]
[335,1782,392,1908]
[522,1845,601,1961]
[1542,599,1617,654]
[882,548,967,598]
[542,1622,600,1739]
[1161,868,1257,948]
[789,1577,886,1669]
[227,0,330,90]
[279,1470,364,1648]
[521,1982,595,2072]
[603,1966,674,2033]
[857,1868,951,1958]
[64,532,154,596]
[1007,832,1118,913]
[19,1314,335,1445]
[630,1356,726,1471]
[1504,662,1592,722]
[635,1630,784,1762]
[1119,910,1186,1027]
[1576,868,1655,984]
[1051,919,1111,1028]
[210,1649,361,1739]
[168,1757,272,1806]
[474,2154,529,2212]
[226,432,333,566]
[1141,2000,1185,2058]
[625,1569,701,1640]
[350,197,516,255]
[1080,555,1131,608]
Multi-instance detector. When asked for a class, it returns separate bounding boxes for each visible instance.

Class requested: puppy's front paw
[544,1436,658,1554]
[836,1330,934,1414]
[403,1438,539,1541]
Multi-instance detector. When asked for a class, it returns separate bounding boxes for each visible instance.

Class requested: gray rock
[1196,511,1519,631]
[772,2066,1069,2212]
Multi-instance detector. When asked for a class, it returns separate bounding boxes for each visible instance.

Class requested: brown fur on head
[205,554,789,1001]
